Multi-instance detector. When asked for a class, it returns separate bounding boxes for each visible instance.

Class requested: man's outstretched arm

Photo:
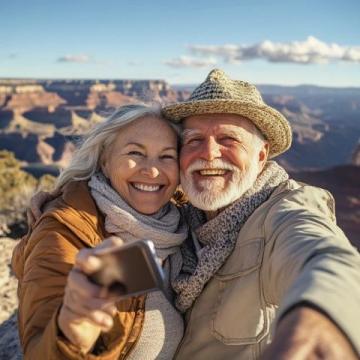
[262,185,360,358]
[261,305,358,360]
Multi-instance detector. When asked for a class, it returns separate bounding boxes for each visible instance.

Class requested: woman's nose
[140,165,160,178]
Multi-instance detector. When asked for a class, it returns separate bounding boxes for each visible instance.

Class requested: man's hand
[261,306,358,360]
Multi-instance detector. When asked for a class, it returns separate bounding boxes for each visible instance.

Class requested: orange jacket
[12,181,145,359]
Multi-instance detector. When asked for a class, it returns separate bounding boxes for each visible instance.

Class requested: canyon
[0,78,359,359]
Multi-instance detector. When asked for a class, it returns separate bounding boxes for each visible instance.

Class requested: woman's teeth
[133,183,161,192]
[199,169,227,176]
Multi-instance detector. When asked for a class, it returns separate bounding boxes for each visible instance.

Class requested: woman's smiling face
[101,116,179,214]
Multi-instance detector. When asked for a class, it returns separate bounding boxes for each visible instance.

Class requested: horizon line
[0,76,359,90]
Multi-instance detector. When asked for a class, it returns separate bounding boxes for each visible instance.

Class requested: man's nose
[140,163,160,178]
[199,137,221,161]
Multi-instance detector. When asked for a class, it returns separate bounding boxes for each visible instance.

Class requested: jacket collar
[43,181,107,247]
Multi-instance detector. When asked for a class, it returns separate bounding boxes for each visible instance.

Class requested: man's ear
[258,142,269,172]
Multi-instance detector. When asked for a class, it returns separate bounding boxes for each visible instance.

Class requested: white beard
[181,159,260,211]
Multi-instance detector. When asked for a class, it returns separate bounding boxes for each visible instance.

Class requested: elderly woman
[12,104,189,359]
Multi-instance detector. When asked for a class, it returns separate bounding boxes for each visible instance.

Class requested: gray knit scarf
[172,161,288,312]
[88,172,188,263]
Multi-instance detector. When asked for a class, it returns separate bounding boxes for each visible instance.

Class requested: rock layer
[0,238,22,359]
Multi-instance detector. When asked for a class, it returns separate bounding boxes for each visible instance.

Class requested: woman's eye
[128,151,144,156]
[161,154,177,160]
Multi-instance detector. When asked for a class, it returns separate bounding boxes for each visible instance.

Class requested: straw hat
[162,69,292,158]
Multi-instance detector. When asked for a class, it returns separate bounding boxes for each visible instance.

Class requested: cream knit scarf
[173,161,289,312]
[89,173,189,359]
[88,172,188,264]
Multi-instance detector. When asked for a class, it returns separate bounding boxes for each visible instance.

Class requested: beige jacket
[175,180,360,359]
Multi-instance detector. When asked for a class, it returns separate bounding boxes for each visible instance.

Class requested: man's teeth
[199,169,227,176]
[133,183,161,192]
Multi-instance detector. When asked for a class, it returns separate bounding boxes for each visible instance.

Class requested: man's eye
[185,138,202,145]
[220,137,238,144]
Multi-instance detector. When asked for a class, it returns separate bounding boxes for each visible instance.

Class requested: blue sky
[1,0,360,86]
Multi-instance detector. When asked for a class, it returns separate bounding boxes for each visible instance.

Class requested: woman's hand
[57,237,124,354]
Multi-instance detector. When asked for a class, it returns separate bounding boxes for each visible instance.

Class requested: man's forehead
[182,113,254,133]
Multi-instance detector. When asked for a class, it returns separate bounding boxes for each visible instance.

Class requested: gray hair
[55,104,179,190]
[252,124,268,152]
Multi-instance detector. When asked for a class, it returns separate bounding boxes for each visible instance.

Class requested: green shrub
[0,150,56,236]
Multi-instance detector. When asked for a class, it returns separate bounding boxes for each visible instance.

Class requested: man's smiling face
[180,113,269,213]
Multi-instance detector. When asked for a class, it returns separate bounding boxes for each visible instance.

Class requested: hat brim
[162,99,292,158]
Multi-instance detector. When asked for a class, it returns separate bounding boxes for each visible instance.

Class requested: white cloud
[164,55,217,68]
[187,36,360,65]
[57,54,91,63]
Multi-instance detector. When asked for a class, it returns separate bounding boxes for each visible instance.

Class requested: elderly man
[163,69,360,359]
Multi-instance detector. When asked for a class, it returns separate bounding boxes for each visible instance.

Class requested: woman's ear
[100,153,109,178]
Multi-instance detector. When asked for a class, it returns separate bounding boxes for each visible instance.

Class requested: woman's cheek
[127,159,137,169]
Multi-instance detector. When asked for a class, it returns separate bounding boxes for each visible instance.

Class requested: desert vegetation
[0,150,56,237]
